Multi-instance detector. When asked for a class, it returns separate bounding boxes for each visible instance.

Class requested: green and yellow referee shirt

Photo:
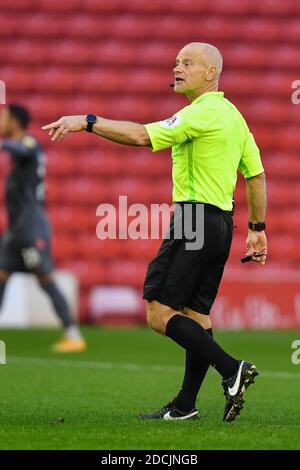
[144,91,264,211]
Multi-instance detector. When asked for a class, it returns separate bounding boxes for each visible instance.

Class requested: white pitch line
[7,356,181,372]
[260,371,300,379]
[6,355,300,379]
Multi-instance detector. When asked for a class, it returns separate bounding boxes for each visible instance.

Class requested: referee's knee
[146,300,175,335]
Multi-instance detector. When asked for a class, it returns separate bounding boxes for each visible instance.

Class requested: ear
[206,65,217,81]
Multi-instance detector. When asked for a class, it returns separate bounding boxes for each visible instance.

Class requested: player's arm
[239,130,267,266]
[0,138,36,158]
[42,115,151,147]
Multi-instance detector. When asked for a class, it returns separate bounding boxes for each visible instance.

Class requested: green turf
[0,327,299,450]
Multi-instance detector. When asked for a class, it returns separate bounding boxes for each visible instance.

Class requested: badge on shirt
[159,114,182,129]
[22,135,37,148]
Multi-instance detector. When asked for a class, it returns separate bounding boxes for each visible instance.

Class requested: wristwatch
[248,222,266,231]
[85,114,97,133]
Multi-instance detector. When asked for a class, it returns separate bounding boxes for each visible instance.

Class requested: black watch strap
[248,221,266,231]
[86,114,97,133]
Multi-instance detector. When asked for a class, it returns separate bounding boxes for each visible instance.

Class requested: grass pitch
[0,327,299,450]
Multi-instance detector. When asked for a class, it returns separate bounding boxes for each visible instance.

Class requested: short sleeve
[239,131,264,178]
[144,105,206,152]
[2,135,38,160]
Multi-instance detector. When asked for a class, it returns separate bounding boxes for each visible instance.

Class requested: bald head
[181,42,223,77]
[173,42,223,101]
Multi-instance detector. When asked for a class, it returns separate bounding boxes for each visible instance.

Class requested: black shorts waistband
[175,202,233,215]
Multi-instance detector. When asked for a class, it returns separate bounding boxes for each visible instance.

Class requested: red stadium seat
[0,14,21,37]
[263,153,300,179]
[45,41,93,66]
[39,0,80,12]
[52,234,77,260]
[124,238,162,261]
[21,13,64,38]
[33,68,81,94]
[77,236,125,260]
[59,178,110,205]
[1,0,300,311]
[62,260,108,287]
[47,151,76,176]
[256,0,300,15]
[76,151,122,177]
[123,153,172,177]
[1,67,34,93]
[106,260,147,288]
[0,207,8,232]
[83,0,127,13]
[221,72,296,97]
[0,0,37,11]
[48,207,95,233]
[46,180,63,204]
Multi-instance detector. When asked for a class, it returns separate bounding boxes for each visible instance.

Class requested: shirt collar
[191,91,224,105]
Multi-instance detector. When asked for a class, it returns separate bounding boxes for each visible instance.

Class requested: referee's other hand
[42,116,87,141]
[245,230,267,266]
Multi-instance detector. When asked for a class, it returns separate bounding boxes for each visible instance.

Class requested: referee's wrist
[248,221,266,231]
[85,114,98,133]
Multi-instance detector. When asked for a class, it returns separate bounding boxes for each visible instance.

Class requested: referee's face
[173,47,213,96]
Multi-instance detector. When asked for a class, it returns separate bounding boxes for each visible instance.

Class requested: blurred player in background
[0,104,86,353]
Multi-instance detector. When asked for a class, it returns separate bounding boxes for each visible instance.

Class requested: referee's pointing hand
[42,116,87,141]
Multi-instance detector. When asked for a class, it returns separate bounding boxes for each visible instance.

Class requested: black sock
[172,328,213,412]
[166,314,238,379]
[0,280,7,310]
[40,281,75,328]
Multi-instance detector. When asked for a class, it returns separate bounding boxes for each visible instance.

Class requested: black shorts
[143,203,233,315]
[0,212,53,275]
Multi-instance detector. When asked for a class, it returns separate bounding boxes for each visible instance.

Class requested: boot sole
[224,365,259,422]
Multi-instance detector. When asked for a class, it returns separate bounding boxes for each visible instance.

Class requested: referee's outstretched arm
[41,114,268,266]
[245,171,267,266]
[42,115,151,147]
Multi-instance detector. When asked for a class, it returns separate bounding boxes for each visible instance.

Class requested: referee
[42,42,267,422]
